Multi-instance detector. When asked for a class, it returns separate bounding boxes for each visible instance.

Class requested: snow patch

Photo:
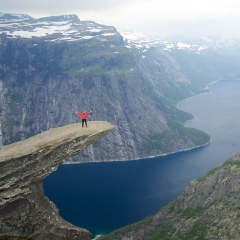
[0,13,117,42]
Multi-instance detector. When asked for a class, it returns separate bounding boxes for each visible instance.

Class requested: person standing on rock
[76,111,92,127]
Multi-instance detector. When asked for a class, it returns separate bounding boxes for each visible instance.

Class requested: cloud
[1,0,240,38]
[0,0,137,15]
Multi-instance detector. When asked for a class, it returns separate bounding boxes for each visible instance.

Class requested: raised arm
[86,111,92,115]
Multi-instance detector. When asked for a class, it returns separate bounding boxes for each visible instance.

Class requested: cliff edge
[0,121,114,240]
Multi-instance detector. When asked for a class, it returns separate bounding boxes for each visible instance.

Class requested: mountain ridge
[0,12,212,162]
[0,12,118,42]
[100,151,240,240]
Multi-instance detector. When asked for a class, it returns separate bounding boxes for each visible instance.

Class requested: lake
[43,80,240,237]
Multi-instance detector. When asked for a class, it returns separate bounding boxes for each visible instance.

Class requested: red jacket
[76,111,91,120]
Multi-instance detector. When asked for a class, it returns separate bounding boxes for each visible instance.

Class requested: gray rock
[100,152,240,240]
[0,121,114,240]
[0,13,210,162]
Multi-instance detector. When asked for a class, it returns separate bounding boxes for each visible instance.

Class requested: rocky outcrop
[0,13,211,162]
[0,121,114,240]
[100,151,240,240]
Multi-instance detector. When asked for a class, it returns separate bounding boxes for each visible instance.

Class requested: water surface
[44,80,240,236]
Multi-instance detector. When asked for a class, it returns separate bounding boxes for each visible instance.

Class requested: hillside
[100,151,240,240]
[0,13,211,162]
[120,30,240,89]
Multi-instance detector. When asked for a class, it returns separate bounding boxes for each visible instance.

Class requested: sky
[1,0,240,39]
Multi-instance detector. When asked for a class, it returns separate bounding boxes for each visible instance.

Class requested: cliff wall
[0,121,114,240]
[0,13,210,162]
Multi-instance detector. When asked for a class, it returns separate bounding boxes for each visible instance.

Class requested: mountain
[119,30,240,88]
[100,151,240,240]
[0,13,212,162]
[2,12,240,240]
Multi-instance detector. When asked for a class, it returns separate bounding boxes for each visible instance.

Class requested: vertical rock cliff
[0,121,114,240]
[0,13,210,162]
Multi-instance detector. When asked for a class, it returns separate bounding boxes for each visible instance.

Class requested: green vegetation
[197,166,220,183]
[181,207,204,219]
[149,221,177,240]
[140,74,210,155]
[4,133,21,145]
[139,75,210,155]
[141,120,210,155]
[141,133,168,154]
[161,200,177,212]
[58,38,134,76]
[0,237,29,240]
[93,141,100,147]
[2,119,15,132]
[182,222,208,240]
[145,80,194,124]
[25,131,35,139]
[168,119,210,145]
[39,145,51,150]
[151,221,209,240]
[149,218,209,240]
[100,217,153,240]
[197,153,240,183]
[10,93,23,102]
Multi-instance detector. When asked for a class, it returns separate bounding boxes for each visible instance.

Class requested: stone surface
[100,151,240,240]
[0,121,114,240]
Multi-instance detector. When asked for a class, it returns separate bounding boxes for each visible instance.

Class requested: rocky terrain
[0,12,213,162]
[1,12,240,240]
[100,151,240,240]
[1,13,240,162]
[0,121,114,240]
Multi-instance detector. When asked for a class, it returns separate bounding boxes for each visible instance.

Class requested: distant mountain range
[0,12,239,162]
[2,12,240,57]
[119,28,240,55]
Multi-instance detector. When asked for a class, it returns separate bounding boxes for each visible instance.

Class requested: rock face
[100,151,240,240]
[0,13,210,162]
[0,121,114,240]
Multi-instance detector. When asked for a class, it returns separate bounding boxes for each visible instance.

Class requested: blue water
[43,80,240,237]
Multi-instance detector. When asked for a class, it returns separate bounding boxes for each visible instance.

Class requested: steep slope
[168,47,240,89]
[100,151,240,240]
[0,13,210,162]
[120,30,240,90]
[0,121,113,239]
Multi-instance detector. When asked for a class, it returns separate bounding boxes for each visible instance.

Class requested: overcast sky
[1,0,240,38]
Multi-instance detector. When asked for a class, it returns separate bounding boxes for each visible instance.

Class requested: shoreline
[177,79,240,108]
[65,79,240,165]
[64,139,212,164]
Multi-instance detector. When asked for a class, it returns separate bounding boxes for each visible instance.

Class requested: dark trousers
[82,119,87,127]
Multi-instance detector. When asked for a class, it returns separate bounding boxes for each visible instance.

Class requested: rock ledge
[0,121,114,240]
